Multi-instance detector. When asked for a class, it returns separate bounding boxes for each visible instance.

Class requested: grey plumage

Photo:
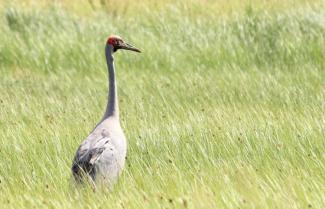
[71,37,140,187]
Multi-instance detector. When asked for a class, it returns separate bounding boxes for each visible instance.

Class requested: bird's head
[106,35,141,53]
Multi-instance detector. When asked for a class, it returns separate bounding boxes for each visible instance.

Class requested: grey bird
[72,35,141,187]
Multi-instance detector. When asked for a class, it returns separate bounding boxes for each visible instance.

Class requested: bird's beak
[119,42,141,53]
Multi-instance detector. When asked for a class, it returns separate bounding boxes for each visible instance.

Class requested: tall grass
[0,1,324,208]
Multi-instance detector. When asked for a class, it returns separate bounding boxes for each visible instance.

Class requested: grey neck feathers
[104,45,119,119]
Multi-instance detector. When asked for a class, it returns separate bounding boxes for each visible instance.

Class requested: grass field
[0,0,325,208]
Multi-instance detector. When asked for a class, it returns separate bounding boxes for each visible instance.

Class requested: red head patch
[107,35,123,45]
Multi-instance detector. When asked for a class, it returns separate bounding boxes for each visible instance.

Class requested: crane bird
[72,35,141,187]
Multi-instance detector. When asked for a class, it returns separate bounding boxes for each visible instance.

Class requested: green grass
[0,1,324,208]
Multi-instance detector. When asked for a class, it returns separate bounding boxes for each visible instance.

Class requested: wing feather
[72,135,113,182]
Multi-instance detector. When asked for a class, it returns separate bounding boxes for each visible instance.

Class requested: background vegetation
[0,0,324,208]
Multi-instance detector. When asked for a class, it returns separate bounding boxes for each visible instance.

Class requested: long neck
[104,45,119,119]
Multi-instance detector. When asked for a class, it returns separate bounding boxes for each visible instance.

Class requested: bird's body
[72,117,126,185]
[72,36,140,187]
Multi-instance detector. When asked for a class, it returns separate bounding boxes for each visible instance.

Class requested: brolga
[72,35,141,187]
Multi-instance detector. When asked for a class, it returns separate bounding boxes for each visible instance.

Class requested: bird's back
[72,118,127,186]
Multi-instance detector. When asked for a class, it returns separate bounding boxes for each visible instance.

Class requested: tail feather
[72,157,96,183]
